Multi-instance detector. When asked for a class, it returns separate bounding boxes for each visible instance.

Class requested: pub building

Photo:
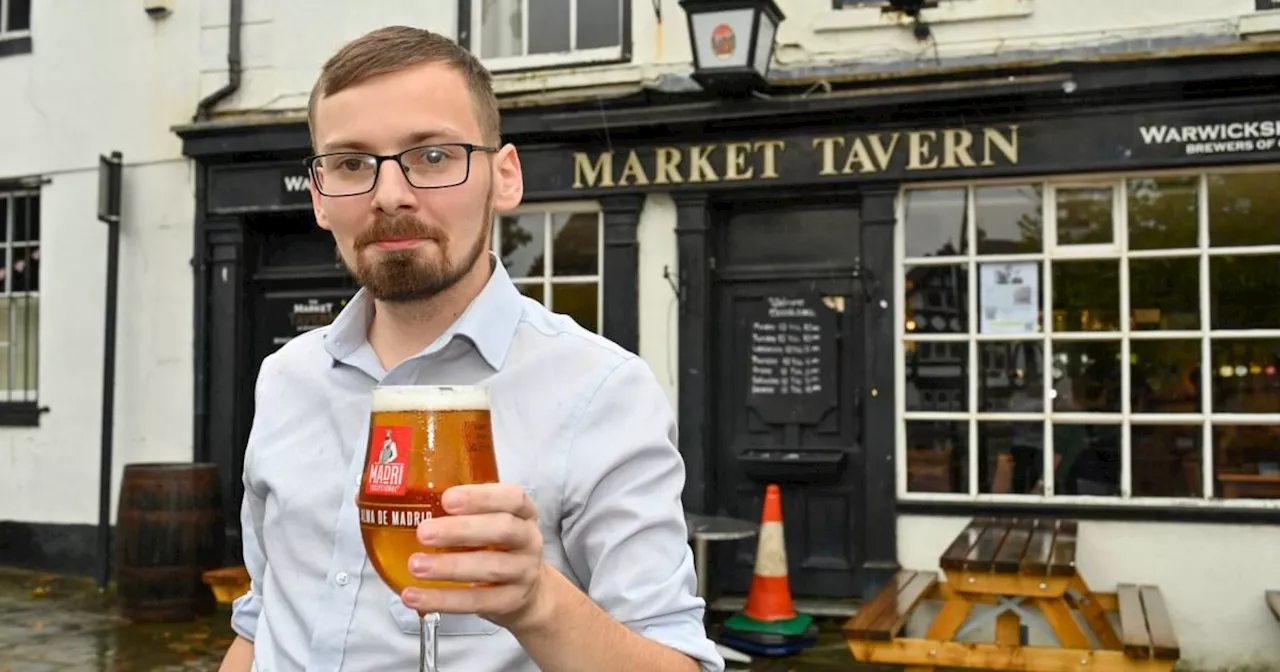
[175,6,1280,664]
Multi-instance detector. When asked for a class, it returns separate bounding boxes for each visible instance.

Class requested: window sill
[481,45,627,75]
[816,0,1033,34]
[0,402,44,427]
[0,35,32,58]
[898,494,1280,524]
[1239,9,1280,40]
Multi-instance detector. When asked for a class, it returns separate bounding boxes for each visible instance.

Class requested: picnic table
[844,517,1180,672]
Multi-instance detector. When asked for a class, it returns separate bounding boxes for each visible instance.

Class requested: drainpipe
[194,0,242,122]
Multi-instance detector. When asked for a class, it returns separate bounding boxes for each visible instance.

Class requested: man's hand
[403,483,550,632]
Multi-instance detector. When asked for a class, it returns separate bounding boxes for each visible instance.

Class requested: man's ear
[492,144,524,213]
[308,170,332,231]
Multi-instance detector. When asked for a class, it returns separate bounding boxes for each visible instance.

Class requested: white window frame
[470,0,626,72]
[895,164,1280,511]
[0,188,39,402]
[491,202,604,334]
[0,0,30,39]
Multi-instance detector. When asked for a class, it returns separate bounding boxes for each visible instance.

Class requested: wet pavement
[0,567,869,671]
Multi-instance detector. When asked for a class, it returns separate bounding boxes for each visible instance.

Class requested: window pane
[1132,426,1202,498]
[1056,186,1113,246]
[10,245,38,293]
[904,264,966,334]
[529,0,571,54]
[0,296,38,397]
[481,0,523,58]
[977,261,1041,334]
[975,184,1042,255]
[903,188,966,258]
[551,282,598,332]
[575,0,621,50]
[1055,423,1120,496]
[905,420,968,494]
[499,213,544,278]
[1211,338,1280,413]
[7,0,30,32]
[979,421,1042,494]
[1131,340,1201,414]
[0,195,8,243]
[514,281,544,304]
[1129,257,1198,330]
[1052,341,1121,413]
[904,341,967,412]
[1209,254,1280,330]
[1127,176,1198,250]
[13,194,38,242]
[551,212,598,277]
[978,341,1044,413]
[1052,260,1120,332]
[1214,424,1280,500]
[1208,171,1280,248]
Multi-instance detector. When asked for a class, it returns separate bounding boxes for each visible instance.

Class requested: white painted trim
[814,0,1034,34]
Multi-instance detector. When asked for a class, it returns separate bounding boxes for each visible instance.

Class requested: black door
[709,199,866,600]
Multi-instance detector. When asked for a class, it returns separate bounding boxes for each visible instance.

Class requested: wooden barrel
[116,462,225,622]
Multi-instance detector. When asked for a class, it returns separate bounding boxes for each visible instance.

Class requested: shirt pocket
[386,595,501,636]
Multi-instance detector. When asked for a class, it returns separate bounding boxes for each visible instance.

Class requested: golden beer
[356,385,500,594]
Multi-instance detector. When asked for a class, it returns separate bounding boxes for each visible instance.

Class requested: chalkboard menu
[745,294,838,425]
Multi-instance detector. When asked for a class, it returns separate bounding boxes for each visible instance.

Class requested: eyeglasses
[304,143,499,197]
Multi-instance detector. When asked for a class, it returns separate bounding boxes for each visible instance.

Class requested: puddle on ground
[0,568,879,671]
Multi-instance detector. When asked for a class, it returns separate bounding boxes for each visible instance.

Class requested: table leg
[695,537,709,599]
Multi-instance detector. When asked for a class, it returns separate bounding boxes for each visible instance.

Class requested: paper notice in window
[979,261,1039,335]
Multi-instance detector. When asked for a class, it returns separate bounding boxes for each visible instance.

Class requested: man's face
[308,62,523,302]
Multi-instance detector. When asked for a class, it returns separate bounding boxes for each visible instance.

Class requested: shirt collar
[322,252,524,371]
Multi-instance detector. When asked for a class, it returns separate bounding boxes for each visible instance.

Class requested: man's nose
[370,159,417,213]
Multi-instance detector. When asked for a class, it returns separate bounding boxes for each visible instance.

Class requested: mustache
[355,214,447,249]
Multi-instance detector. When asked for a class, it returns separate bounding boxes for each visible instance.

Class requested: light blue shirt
[233,254,724,672]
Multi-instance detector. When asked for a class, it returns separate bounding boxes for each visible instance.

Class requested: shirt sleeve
[229,356,278,643]
[560,356,725,672]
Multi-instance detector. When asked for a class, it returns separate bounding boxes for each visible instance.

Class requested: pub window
[899,168,1280,507]
[492,204,603,334]
[467,0,625,72]
[0,188,40,425]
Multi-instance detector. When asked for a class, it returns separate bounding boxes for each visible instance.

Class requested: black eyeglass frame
[304,142,500,197]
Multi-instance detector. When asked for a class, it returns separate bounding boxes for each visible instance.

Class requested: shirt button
[335,572,350,586]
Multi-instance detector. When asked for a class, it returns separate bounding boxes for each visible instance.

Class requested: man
[218,25,723,672]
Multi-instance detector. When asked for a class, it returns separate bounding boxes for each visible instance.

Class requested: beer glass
[356,384,500,672]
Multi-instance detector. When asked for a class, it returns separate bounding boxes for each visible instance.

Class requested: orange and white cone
[742,484,797,622]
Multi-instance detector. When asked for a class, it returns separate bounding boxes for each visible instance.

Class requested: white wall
[0,4,198,525]
[199,0,458,115]
[637,195,679,410]
[898,515,1280,669]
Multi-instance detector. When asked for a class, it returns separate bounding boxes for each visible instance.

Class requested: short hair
[307,26,500,146]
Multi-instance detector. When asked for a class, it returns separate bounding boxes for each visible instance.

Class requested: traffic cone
[718,484,817,657]
[743,484,796,622]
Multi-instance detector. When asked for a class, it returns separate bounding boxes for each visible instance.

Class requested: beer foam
[371,385,490,412]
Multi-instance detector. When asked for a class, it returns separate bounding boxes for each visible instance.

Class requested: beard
[344,207,491,303]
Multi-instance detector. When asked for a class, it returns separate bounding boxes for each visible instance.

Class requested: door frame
[673,185,903,600]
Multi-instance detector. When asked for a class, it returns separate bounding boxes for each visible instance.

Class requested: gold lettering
[812,136,845,176]
[841,137,879,174]
[654,147,683,185]
[907,131,939,170]
[867,133,900,171]
[618,150,650,186]
[753,140,785,179]
[573,152,614,188]
[942,129,976,168]
[689,145,719,183]
[723,142,754,181]
[982,125,1019,166]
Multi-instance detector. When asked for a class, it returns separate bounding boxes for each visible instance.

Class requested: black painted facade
[148,48,1280,595]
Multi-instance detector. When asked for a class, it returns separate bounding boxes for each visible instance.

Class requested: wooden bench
[844,570,939,641]
[1117,584,1180,662]
[1266,590,1280,622]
